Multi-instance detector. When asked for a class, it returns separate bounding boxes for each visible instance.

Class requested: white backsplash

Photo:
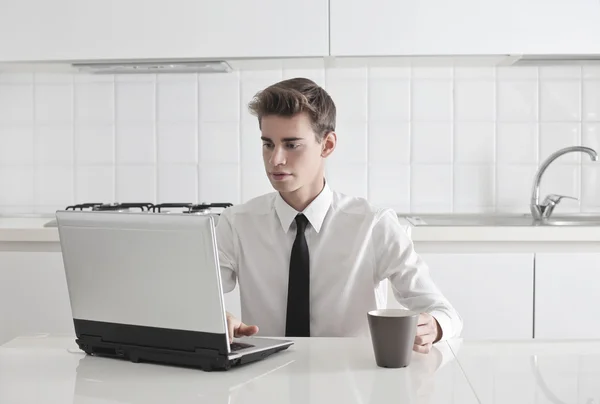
[1,63,600,215]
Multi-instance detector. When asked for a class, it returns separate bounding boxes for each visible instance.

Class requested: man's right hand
[226,311,259,341]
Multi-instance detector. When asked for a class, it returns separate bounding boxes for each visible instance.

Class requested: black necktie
[285,214,310,337]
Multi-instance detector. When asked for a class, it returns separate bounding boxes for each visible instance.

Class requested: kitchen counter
[2,334,600,404]
[3,214,600,252]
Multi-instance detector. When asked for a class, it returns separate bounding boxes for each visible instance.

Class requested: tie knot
[295,214,308,233]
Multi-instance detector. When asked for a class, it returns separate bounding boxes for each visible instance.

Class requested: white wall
[1,63,599,215]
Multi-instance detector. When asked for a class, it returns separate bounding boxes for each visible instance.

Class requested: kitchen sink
[403,213,600,227]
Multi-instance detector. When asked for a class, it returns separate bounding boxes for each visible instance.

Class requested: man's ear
[321,131,336,158]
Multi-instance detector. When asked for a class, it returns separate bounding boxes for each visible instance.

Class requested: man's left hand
[413,313,441,354]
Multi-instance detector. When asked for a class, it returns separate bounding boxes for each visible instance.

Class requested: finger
[413,343,432,354]
[418,313,430,326]
[228,320,236,341]
[237,323,259,337]
[414,332,435,346]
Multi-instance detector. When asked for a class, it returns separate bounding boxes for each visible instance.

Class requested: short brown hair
[248,77,336,142]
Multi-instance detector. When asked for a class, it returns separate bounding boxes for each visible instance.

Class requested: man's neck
[280,177,325,212]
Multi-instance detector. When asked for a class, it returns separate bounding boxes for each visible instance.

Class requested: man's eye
[286,143,299,149]
[262,143,274,149]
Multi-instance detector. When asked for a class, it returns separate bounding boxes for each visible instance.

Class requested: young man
[216,78,462,354]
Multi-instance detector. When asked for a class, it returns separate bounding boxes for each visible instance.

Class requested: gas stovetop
[43,202,234,227]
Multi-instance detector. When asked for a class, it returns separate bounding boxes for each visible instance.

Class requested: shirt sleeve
[215,208,237,294]
[372,208,463,342]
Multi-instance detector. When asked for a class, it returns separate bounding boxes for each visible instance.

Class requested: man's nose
[270,146,286,166]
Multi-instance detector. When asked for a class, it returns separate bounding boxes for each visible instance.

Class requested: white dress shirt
[216,182,463,341]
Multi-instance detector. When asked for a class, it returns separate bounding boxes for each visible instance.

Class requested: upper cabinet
[330,0,600,57]
[0,0,329,62]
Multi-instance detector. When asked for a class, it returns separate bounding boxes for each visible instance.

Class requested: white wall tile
[0,166,34,205]
[241,164,273,202]
[454,122,495,164]
[539,123,581,164]
[454,80,495,121]
[454,67,495,80]
[411,80,452,121]
[35,85,72,123]
[412,67,453,80]
[157,165,197,202]
[497,67,538,80]
[325,78,367,122]
[116,82,155,122]
[583,67,600,80]
[540,81,581,122]
[4,64,600,214]
[240,122,262,165]
[538,164,581,212]
[497,123,538,164]
[329,122,367,164]
[497,81,538,122]
[157,82,197,122]
[116,165,155,202]
[34,125,73,165]
[199,163,240,203]
[368,122,410,164]
[411,122,452,163]
[75,83,114,123]
[115,124,155,165]
[583,80,600,122]
[368,164,410,210]
[76,124,114,165]
[0,84,33,123]
[0,73,33,84]
[539,66,582,80]
[157,123,197,164]
[410,164,452,211]
[581,165,600,207]
[75,166,114,203]
[34,166,73,206]
[582,124,600,160]
[453,165,495,208]
[368,67,410,80]
[199,122,239,164]
[368,79,410,121]
[0,125,34,165]
[199,73,240,122]
[325,163,368,199]
[496,165,537,209]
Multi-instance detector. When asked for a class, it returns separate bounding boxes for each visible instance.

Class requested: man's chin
[269,180,297,193]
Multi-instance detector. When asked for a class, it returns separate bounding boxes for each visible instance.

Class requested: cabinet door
[0,252,74,345]
[387,253,534,340]
[535,253,600,339]
[0,0,329,62]
[330,0,600,56]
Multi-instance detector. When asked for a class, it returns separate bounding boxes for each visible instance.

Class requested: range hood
[72,61,233,74]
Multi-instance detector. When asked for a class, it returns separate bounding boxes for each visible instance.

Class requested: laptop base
[76,335,290,371]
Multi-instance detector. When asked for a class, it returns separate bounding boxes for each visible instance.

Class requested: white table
[2,335,600,403]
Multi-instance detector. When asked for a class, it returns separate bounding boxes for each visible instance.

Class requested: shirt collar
[274,181,333,234]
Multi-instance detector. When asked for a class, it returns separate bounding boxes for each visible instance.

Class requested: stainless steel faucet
[530,146,599,220]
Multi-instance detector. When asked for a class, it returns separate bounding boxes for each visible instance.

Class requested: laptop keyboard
[230,341,255,351]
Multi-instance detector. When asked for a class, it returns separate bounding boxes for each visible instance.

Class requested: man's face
[260,113,325,194]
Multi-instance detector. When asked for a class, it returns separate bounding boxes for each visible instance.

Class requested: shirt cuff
[428,310,454,343]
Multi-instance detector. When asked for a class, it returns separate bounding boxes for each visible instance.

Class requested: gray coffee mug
[367,309,419,368]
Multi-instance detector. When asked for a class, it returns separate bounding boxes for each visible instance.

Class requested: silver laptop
[55,210,292,371]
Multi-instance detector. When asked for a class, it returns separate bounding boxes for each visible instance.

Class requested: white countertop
[3,335,600,404]
[1,335,475,404]
[3,214,600,245]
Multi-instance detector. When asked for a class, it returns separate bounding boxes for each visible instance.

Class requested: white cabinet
[535,253,600,339]
[0,0,329,62]
[391,253,534,340]
[330,0,600,56]
[0,252,74,345]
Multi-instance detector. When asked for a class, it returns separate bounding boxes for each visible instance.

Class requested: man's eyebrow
[260,136,303,142]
